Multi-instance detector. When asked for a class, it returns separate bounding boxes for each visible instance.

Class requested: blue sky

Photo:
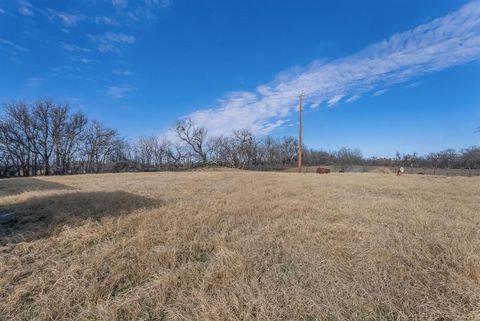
[0,0,479,157]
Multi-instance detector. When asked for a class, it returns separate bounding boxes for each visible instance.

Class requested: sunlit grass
[1,170,479,320]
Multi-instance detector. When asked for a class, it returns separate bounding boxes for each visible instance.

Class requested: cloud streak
[18,1,33,16]
[60,42,91,53]
[57,12,85,27]
[184,1,480,136]
[26,77,42,87]
[40,9,86,29]
[0,38,29,52]
[112,0,128,9]
[90,32,136,53]
[109,0,171,23]
[113,69,133,76]
[95,16,119,26]
[106,85,136,98]
[372,89,388,97]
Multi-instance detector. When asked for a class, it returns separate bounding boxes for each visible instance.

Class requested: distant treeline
[1,98,479,176]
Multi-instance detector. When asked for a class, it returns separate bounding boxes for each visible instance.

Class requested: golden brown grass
[1,171,479,321]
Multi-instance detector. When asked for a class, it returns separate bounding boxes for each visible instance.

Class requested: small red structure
[316,167,331,174]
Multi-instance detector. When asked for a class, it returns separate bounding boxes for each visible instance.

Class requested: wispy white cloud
[0,38,29,52]
[90,32,136,53]
[26,77,42,87]
[125,0,171,22]
[404,81,423,90]
[112,0,170,10]
[95,16,119,26]
[106,85,136,98]
[57,12,85,27]
[112,0,128,9]
[182,1,480,137]
[346,95,361,103]
[372,89,388,97]
[327,94,344,107]
[113,69,133,76]
[52,65,82,77]
[18,1,33,16]
[70,56,94,64]
[60,42,90,53]
[41,9,85,27]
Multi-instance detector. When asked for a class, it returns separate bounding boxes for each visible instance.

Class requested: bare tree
[437,149,457,169]
[460,146,480,170]
[31,98,63,175]
[136,136,155,171]
[336,147,363,171]
[280,136,298,166]
[175,118,209,164]
[0,120,32,176]
[166,140,187,169]
[0,99,91,176]
[259,135,280,167]
[134,135,170,171]
[232,129,257,168]
[82,121,119,173]
[54,111,87,174]
[2,99,480,176]
[1,102,38,175]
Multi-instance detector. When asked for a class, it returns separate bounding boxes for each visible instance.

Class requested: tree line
[1,99,479,176]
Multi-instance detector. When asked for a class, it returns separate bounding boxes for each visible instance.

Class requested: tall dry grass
[0,171,479,321]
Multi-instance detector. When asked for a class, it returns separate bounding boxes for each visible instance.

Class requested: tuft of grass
[0,171,479,321]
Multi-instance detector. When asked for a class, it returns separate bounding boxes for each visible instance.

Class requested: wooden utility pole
[298,91,304,173]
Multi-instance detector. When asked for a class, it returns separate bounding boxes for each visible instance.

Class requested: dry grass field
[284,165,480,177]
[1,170,479,321]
